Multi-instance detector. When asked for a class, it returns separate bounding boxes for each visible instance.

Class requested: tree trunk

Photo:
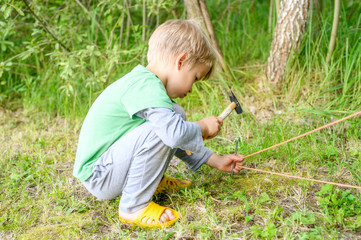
[326,0,340,64]
[265,0,310,83]
[184,0,232,77]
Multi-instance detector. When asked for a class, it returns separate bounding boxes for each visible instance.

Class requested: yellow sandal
[154,175,192,195]
[119,201,180,228]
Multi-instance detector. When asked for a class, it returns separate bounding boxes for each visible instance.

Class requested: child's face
[166,61,211,99]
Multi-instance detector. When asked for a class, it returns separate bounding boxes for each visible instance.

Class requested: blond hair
[147,19,218,80]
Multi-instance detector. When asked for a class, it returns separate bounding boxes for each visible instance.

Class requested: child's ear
[175,53,187,70]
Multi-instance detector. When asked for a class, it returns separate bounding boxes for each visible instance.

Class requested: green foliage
[287,211,316,225]
[1,1,359,117]
[0,0,179,116]
[284,1,361,113]
[316,184,361,226]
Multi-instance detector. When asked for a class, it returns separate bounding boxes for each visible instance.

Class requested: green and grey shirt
[73,65,211,182]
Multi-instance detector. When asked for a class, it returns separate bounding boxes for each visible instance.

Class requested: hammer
[186,90,242,155]
[219,90,243,119]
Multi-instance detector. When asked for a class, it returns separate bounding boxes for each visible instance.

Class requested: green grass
[1,89,361,238]
[1,0,361,239]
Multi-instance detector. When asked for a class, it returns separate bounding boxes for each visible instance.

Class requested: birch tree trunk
[265,0,310,83]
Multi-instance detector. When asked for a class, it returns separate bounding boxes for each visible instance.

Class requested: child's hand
[205,153,245,173]
[196,116,223,139]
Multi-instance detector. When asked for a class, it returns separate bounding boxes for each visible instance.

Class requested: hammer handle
[218,102,236,120]
[186,102,237,155]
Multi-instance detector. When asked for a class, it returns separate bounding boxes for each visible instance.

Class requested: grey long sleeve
[136,108,213,172]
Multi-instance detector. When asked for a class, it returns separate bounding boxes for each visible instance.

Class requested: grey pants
[83,103,186,213]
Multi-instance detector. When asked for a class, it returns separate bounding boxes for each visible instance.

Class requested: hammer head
[227,90,243,114]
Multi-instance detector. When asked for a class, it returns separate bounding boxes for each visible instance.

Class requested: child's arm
[174,149,245,173]
[136,107,230,173]
[195,116,223,139]
[174,148,214,172]
[136,107,222,154]
[205,153,245,173]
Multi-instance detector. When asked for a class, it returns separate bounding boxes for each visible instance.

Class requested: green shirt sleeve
[121,75,173,118]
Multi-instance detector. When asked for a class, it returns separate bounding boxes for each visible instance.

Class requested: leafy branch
[21,0,71,53]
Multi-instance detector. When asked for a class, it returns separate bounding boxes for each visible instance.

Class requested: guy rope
[239,110,361,190]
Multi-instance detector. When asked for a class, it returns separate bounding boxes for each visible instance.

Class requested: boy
[73,19,245,228]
